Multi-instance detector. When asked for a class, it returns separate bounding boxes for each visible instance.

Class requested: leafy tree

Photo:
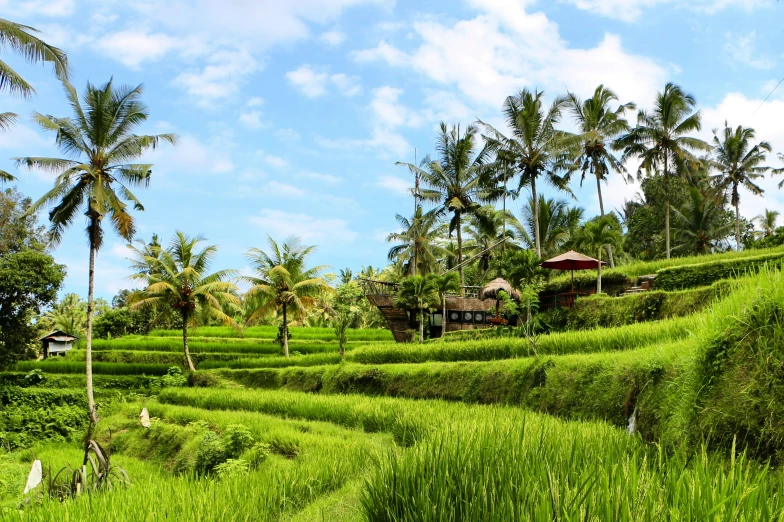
[427,272,460,338]
[395,275,439,342]
[242,236,329,358]
[755,209,779,239]
[338,268,353,285]
[387,206,448,276]
[711,124,771,250]
[333,312,350,359]
[462,206,521,279]
[131,232,239,371]
[480,88,575,258]
[568,85,635,266]
[618,82,710,259]
[93,307,151,339]
[398,123,495,290]
[517,196,583,258]
[624,176,691,260]
[19,79,176,425]
[44,293,87,337]
[573,215,622,293]
[0,18,69,180]
[671,185,734,255]
[504,249,545,289]
[0,251,65,367]
[0,187,49,253]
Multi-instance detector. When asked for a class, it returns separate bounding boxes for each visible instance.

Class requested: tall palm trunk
[597,175,615,268]
[664,155,671,259]
[596,249,603,294]
[419,306,424,342]
[442,294,447,338]
[181,310,195,371]
[85,240,98,425]
[455,211,465,295]
[282,302,289,358]
[733,186,742,251]
[532,174,541,257]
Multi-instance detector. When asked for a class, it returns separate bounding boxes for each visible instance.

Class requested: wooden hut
[40,330,77,358]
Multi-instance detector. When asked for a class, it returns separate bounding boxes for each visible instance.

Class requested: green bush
[654,252,784,290]
[542,269,630,295]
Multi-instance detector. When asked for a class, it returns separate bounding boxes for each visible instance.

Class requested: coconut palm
[618,83,710,259]
[462,206,521,278]
[0,18,70,180]
[480,89,575,258]
[242,236,330,357]
[19,80,176,425]
[387,206,448,276]
[518,196,584,258]
[755,209,779,238]
[568,85,635,267]
[395,275,439,342]
[710,124,771,250]
[427,272,460,338]
[671,186,733,255]
[573,215,622,293]
[130,232,239,371]
[397,123,496,290]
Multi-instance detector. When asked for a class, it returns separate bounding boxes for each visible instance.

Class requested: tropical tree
[573,215,622,293]
[480,88,575,258]
[397,123,496,290]
[333,312,350,359]
[44,293,87,337]
[19,80,176,425]
[395,275,439,342]
[130,232,238,371]
[671,185,734,255]
[568,85,635,266]
[517,196,584,258]
[462,206,521,277]
[427,272,461,338]
[0,18,69,181]
[710,124,771,250]
[755,209,779,238]
[242,236,330,357]
[386,206,448,276]
[618,82,710,259]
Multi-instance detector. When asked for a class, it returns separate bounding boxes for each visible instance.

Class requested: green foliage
[223,424,255,459]
[93,308,152,339]
[14,361,171,376]
[654,252,784,290]
[150,366,187,390]
[0,388,87,450]
[0,250,65,368]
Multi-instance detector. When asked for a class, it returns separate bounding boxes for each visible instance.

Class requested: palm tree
[671,186,733,255]
[427,272,460,338]
[462,206,521,278]
[19,80,176,425]
[0,18,69,181]
[517,196,584,258]
[45,293,86,337]
[397,123,496,290]
[395,275,439,342]
[618,82,710,259]
[711,124,771,250]
[573,215,622,293]
[387,206,448,276]
[130,232,238,371]
[242,236,330,357]
[480,88,575,258]
[755,209,779,238]
[568,85,635,267]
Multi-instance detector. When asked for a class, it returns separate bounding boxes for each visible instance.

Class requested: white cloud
[174,48,259,105]
[561,0,772,22]
[331,73,363,96]
[370,86,421,127]
[239,110,264,129]
[355,1,668,107]
[724,31,775,70]
[317,126,411,158]
[298,171,342,183]
[320,29,347,46]
[266,181,305,197]
[275,128,301,142]
[376,175,411,195]
[98,31,181,69]
[287,64,329,98]
[143,133,234,175]
[0,0,75,17]
[260,153,289,169]
[246,97,264,107]
[250,209,357,243]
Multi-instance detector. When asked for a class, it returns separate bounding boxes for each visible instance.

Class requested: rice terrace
[4,2,784,521]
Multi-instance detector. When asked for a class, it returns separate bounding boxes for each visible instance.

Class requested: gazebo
[540,250,605,308]
[480,277,520,325]
[40,330,77,358]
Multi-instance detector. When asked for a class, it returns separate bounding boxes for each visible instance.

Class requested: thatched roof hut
[479,277,520,301]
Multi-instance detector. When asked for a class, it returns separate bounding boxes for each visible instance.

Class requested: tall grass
[91,338,357,355]
[14,361,171,376]
[198,353,342,370]
[146,325,393,341]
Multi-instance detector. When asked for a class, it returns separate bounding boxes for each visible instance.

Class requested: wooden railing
[357,278,482,299]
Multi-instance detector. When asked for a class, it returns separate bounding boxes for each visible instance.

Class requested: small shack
[40,330,77,358]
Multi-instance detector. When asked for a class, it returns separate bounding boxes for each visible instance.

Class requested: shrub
[195,430,225,475]
[223,424,255,459]
[654,252,784,290]
[213,458,249,478]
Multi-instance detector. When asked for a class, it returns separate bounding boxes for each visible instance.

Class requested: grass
[146,326,393,341]
[92,337,360,355]
[13,361,172,376]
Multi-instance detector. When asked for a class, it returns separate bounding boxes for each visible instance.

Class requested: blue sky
[2,0,784,300]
